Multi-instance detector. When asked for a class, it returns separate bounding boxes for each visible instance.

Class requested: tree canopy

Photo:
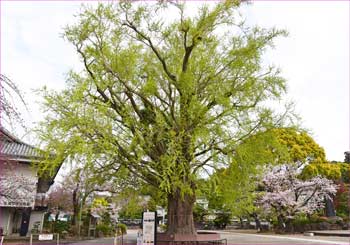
[301,163,350,183]
[271,128,326,165]
[259,164,337,232]
[210,128,327,220]
[37,1,294,235]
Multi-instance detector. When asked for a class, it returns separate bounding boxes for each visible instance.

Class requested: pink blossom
[259,165,337,218]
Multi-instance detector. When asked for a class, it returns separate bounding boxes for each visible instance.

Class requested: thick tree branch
[122,20,177,82]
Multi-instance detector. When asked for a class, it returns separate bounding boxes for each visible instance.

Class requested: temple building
[0,127,60,236]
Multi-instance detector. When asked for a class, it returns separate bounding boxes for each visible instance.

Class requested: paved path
[310,230,350,237]
[65,230,350,245]
[68,230,138,245]
[218,230,350,245]
[6,230,347,245]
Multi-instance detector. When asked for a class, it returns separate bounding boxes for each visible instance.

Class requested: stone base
[157,232,221,242]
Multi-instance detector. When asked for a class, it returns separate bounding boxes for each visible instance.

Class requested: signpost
[38,234,54,240]
[142,211,157,245]
[30,233,59,245]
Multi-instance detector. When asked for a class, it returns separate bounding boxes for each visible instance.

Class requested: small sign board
[142,211,157,245]
[38,234,54,240]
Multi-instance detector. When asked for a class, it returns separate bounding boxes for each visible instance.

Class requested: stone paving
[3,229,350,245]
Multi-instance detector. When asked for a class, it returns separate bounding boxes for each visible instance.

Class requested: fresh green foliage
[116,223,127,235]
[37,1,294,233]
[92,197,109,210]
[213,211,232,229]
[38,0,290,192]
[116,188,145,219]
[140,185,167,209]
[301,163,350,183]
[53,220,71,234]
[213,128,326,219]
[271,128,326,165]
[193,203,208,223]
[208,129,286,217]
[96,223,113,236]
[101,212,113,227]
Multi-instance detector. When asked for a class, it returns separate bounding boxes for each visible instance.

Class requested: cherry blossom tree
[0,164,37,207]
[0,74,27,128]
[0,75,31,203]
[259,164,337,232]
[46,186,74,217]
[59,167,102,227]
[57,163,124,230]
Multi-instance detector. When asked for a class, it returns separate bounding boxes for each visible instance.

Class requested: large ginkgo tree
[37,0,294,235]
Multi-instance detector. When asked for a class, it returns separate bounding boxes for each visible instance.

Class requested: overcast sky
[1,1,349,162]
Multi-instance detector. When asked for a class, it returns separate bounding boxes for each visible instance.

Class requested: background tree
[259,164,337,232]
[45,186,74,233]
[91,197,115,236]
[192,203,209,226]
[344,151,350,163]
[91,197,110,215]
[0,172,36,205]
[0,74,37,205]
[37,1,294,235]
[0,74,27,128]
[209,129,289,227]
[333,182,350,219]
[301,163,350,183]
[115,188,146,220]
[270,128,327,166]
[301,162,350,217]
[54,164,119,234]
[214,128,328,229]
[47,185,73,216]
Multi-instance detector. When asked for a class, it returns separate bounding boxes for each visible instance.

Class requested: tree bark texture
[239,217,244,229]
[166,191,196,235]
[252,213,261,231]
[325,197,336,217]
[277,215,286,233]
[72,187,79,226]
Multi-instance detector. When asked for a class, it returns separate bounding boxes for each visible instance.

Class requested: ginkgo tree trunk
[37,0,294,236]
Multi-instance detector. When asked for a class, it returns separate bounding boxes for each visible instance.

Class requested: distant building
[0,127,60,236]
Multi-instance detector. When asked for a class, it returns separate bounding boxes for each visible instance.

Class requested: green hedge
[116,223,127,235]
[54,221,70,234]
[96,224,113,236]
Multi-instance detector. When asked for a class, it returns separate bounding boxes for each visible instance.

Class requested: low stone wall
[293,222,346,233]
[157,232,224,245]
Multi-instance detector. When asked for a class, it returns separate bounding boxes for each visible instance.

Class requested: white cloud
[1,1,83,134]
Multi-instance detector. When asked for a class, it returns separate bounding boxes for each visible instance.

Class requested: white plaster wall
[28,211,44,234]
[0,208,13,235]
[6,163,38,180]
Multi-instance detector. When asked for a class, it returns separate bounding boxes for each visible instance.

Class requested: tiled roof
[0,127,61,194]
[1,141,43,160]
[0,127,44,161]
